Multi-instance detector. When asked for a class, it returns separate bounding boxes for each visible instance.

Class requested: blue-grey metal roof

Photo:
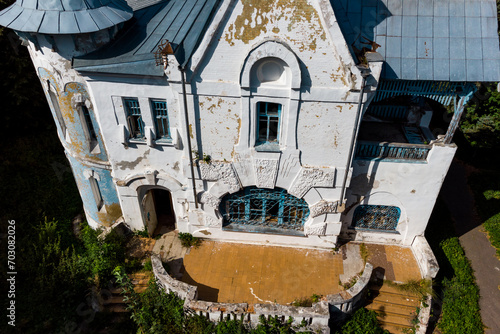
[73,0,220,76]
[0,0,133,34]
[331,0,500,82]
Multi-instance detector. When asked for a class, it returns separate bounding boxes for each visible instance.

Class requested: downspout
[179,65,199,209]
[339,69,370,209]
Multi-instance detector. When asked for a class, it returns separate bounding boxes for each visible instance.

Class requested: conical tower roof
[0,0,133,34]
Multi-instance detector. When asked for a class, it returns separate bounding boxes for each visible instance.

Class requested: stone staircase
[103,272,152,313]
[364,283,421,334]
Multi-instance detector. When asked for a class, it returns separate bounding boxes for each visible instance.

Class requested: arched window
[220,187,309,234]
[352,205,400,231]
[48,83,67,138]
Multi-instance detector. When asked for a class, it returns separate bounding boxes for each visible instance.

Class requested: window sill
[348,227,400,234]
[155,138,173,146]
[255,142,280,152]
[128,138,146,145]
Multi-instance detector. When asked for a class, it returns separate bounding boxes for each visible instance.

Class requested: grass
[425,198,483,333]
[468,170,500,257]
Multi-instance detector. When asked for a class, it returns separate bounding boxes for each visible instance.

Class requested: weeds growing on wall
[178,232,202,248]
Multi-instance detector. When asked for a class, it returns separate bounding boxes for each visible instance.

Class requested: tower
[0,0,133,228]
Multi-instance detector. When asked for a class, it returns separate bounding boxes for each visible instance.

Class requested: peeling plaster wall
[345,144,457,246]
[26,33,123,228]
[66,154,121,228]
[297,101,357,167]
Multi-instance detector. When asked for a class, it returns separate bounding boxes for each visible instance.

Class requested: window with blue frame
[124,98,145,140]
[256,102,281,146]
[151,100,171,141]
[220,187,309,233]
[352,205,400,231]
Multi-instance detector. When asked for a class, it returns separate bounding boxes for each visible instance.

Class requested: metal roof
[332,0,500,82]
[73,0,220,76]
[0,0,133,34]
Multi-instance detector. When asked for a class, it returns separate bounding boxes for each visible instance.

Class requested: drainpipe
[179,65,199,209]
[339,69,370,209]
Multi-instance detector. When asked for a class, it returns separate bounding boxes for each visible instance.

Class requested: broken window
[48,86,67,139]
[124,98,145,140]
[352,205,400,231]
[80,104,99,152]
[221,187,309,232]
[89,176,103,211]
[151,100,170,141]
[256,102,281,145]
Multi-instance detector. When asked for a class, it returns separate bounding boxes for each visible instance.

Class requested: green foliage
[134,228,150,238]
[178,232,202,248]
[334,308,389,334]
[484,213,500,257]
[81,224,127,285]
[461,83,500,149]
[437,238,484,334]
[469,171,500,257]
[143,259,153,272]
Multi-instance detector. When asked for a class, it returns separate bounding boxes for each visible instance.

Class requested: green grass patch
[437,237,484,334]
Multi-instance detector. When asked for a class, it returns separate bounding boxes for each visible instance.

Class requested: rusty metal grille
[352,205,400,231]
[221,187,309,231]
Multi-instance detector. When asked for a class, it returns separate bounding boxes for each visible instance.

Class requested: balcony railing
[355,141,431,162]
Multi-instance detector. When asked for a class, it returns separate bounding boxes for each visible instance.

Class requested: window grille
[151,100,170,140]
[257,102,281,144]
[124,98,144,139]
[352,205,400,231]
[221,187,309,231]
[82,105,97,142]
[89,176,103,211]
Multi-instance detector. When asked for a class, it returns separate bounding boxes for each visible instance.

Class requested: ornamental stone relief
[199,192,221,209]
[305,223,327,236]
[199,162,241,193]
[204,215,222,228]
[289,167,335,198]
[254,159,279,189]
[310,200,339,218]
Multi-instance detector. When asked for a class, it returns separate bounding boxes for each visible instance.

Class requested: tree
[459,83,500,150]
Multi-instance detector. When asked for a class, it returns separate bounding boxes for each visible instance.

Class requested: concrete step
[376,313,414,329]
[104,304,129,313]
[379,322,412,334]
[367,290,420,307]
[365,301,416,316]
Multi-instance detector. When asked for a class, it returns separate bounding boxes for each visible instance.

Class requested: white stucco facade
[6,0,489,250]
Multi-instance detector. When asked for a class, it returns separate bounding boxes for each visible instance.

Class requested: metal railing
[355,141,431,162]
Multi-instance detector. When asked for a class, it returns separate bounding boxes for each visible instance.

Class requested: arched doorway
[142,188,176,236]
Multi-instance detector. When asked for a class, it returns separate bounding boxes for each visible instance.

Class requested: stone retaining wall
[151,254,373,333]
[411,235,439,279]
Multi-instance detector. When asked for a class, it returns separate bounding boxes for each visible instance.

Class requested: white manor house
[2,0,499,253]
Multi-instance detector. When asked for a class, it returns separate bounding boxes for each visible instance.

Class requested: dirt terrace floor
[155,238,422,305]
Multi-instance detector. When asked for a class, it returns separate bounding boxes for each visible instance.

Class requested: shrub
[437,238,484,334]
[334,308,390,334]
[178,232,202,248]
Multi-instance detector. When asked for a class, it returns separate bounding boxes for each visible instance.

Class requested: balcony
[355,104,434,162]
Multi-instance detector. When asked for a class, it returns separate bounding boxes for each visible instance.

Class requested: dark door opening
[142,188,176,236]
